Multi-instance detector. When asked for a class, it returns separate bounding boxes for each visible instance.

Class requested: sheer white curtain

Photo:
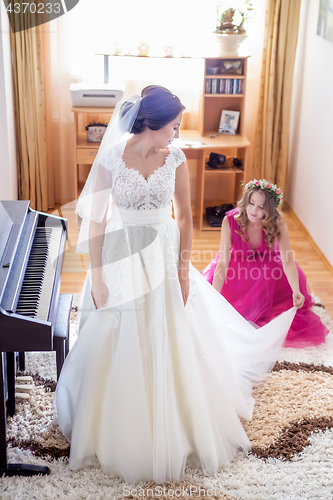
[43,0,265,205]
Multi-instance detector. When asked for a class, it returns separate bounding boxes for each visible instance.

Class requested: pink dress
[201,208,328,347]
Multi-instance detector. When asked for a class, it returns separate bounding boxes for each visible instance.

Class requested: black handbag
[205,203,235,227]
[205,152,227,170]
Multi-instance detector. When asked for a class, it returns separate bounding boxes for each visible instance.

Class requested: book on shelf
[205,78,244,95]
[205,79,211,94]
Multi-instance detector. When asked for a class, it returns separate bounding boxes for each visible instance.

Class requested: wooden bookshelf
[197,56,250,230]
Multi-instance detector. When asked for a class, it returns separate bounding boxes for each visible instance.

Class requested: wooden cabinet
[201,56,247,136]
[177,130,250,230]
[191,55,250,231]
[72,106,114,199]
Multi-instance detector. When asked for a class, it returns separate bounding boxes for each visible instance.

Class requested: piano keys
[0,200,68,476]
[0,200,67,351]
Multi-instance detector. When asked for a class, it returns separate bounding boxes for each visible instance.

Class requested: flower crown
[243,179,283,206]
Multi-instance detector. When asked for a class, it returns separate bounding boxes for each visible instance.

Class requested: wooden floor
[51,204,333,317]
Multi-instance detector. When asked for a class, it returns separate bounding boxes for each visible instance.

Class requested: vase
[213,33,247,56]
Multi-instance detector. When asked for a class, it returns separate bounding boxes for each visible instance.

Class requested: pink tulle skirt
[201,252,328,348]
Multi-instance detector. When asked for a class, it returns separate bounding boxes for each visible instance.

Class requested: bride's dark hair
[121,85,185,134]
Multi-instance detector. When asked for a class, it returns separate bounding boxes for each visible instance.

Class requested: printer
[70,81,124,107]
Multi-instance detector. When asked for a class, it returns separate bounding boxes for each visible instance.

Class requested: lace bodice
[101,144,186,210]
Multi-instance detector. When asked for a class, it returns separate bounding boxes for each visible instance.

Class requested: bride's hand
[91,278,109,309]
[178,266,190,306]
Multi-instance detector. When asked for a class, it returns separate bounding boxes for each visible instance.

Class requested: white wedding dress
[54,144,296,484]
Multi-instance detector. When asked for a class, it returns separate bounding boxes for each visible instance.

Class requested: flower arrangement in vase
[214,1,254,55]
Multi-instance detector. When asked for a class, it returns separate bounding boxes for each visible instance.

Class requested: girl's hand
[178,266,190,306]
[293,291,305,309]
[91,278,109,309]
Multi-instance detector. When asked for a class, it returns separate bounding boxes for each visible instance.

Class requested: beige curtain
[253,0,301,193]
[42,22,76,209]
[10,25,48,212]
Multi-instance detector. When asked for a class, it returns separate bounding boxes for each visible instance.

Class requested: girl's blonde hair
[235,187,281,248]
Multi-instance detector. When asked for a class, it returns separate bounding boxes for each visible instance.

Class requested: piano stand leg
[0,353,50,476]
[19,352,25,371]
[6,353,15,417]
[0,463,50,476]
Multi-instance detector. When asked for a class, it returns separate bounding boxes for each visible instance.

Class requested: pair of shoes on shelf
[206,203,236,227]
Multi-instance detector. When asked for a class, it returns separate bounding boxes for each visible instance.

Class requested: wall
[0,3,17,200]
[288,0,333,266]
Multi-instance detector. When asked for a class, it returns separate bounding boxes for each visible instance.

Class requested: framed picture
[219,110,240,135]
[317,0,333,43]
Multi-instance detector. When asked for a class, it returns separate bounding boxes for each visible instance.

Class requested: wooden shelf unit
[72,106,114,200]
[198,56,250,230]
[176,128,249,231]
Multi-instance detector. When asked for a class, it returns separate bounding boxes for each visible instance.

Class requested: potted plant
[214,1,254,55]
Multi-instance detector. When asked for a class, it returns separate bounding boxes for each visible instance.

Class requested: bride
[54,85,296,484]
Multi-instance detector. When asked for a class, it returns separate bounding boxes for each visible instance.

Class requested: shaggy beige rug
[1,298,333,500]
